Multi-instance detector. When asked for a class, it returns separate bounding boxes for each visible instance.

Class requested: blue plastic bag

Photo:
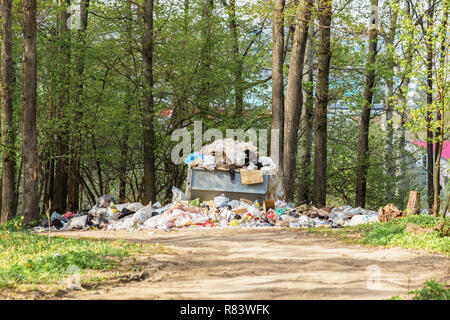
[184,152,203,165]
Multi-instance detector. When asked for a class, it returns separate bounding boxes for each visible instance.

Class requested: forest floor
[6,227,446,300]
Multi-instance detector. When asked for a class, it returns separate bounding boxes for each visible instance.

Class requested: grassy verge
[0,217,170,291]
[307,215,449,255]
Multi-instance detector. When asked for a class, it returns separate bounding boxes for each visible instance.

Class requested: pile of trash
[32,192,380,233]
[185,138,277,175]
[32,139,382,233]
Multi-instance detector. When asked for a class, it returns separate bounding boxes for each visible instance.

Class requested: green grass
[0,217,162,289]
[307,215,449,255]
[349,215,449,255]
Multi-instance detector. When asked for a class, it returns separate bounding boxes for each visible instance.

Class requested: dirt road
[54,228,449,300]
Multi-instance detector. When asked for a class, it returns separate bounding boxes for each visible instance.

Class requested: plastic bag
[152,202,162,209]
[97,194,117,208]
[247,205,261,218]
[143,215,168,229]
[65,215,88,231]
[228,200,240,209]
[51,211,64,222]
[202,155,216,170]
[292,215,315,228]
[133,206,153,224]
[127,202,144,212]
[172,186,186,203]
[185,152,203,165]
[107,206,118,218]
[214,195,229,208]
[345,214,379,226]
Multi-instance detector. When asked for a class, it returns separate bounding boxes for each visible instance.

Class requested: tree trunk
[271,0,285,175]
[312,0,332,208]
[223,0,244,116]
[383,1,398,202]
[67,0,90,212]
[396,0,412,200]
[355,0,378,208]
[53,0,71,213]
[298,24,315,205]
[22,0,39,223]
[198,0,214,117]
[120,85,131,202]
[282,0,313,202]
[142,0,157,204]
[425,0,434,210]
[1,0,17,223]
[119,0,133,203]
[433,4,448,217]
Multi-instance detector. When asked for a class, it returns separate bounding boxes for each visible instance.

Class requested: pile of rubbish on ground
[31,139,383,233]
[32,192,381,233]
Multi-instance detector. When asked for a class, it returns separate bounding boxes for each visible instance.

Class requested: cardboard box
[240,169,263,185]
[263,200,275,213]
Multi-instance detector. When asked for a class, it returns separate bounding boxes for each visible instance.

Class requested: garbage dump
[32,192,380,233]
[31,139,380,233]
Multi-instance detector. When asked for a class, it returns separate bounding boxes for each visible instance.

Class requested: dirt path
[53,228,449,300]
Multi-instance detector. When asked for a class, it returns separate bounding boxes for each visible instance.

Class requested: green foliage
[1,216,40,232]
[409,280,450,300]
[323,112,421,209]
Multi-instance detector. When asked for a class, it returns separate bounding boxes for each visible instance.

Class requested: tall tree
[67,0,90,211]
[312,0,332,208]
[119,0,133,203]
[382,0,398,202]
[198,0,214,116]
[433,0,448,216]
[1,0,16,223]
[283,0,313,202]
[425,0,434,210]
[53,0,71,213]
[395,0,413,199]
[271,0,285,174]
[355,0,378,208]
[297,25,315,204]
[221,0,244,116]
[142,0,157,204]
[22,0,39,223]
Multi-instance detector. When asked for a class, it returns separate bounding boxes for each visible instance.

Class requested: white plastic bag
[127,202,145,212]
[133,207,153,224]
[172,186,186,203]
[214,195,229,207]
[202,155,216,170]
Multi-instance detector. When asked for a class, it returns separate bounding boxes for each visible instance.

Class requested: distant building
[408,140,449,189]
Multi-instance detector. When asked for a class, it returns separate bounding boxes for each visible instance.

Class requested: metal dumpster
[185,167,269,202]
